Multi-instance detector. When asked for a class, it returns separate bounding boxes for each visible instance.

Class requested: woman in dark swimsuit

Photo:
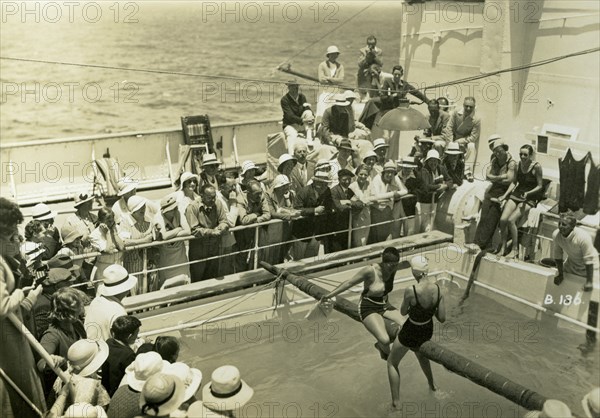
[496,144,544,258]
[387,255,446,408]
[322,247,404,360]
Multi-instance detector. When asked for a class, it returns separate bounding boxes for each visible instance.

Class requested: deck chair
[181,115,215,175]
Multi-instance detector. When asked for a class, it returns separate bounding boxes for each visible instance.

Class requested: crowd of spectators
[1,196,255,417]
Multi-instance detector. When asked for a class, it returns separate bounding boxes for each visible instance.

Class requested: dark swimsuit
[398,284,441,350]
[358,267,396,321]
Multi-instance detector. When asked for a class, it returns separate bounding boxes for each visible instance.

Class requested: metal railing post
[253,224,260,270]
[142,248,148,293]
[347,210,353,249]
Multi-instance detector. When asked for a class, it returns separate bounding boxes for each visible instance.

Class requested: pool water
[172,277,597,418]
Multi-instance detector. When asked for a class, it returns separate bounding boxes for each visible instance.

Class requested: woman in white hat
[175,171,200,216]
[318,45,345,86]
[112,179,139,226]
[361,150,380,179]
[237,160,265,194]
[152,193,191,288]
[88,207,125,280]
[163,362,202,410]
[139,373,186,417]
[417,150,450,233]
[57,338,111,410]
[119,196,155,295]
[349,164,375,247]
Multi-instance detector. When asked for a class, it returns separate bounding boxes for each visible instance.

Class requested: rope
[277,1,378,67]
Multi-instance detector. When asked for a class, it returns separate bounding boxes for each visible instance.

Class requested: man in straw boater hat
[199,153,221,191]
[281,78,313,154]
[442,141,469,187]
[292,171,334,259]
[198,365,254,416]
[84,264,138,341]
[329,138,357,187]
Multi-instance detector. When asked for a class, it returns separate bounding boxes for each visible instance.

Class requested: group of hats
[134,356,252,417]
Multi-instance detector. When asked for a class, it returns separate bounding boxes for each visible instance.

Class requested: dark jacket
[292,184,334,239]
[281,93,310,127]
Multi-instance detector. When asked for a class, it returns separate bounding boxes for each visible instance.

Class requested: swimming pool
[142,262,597,417]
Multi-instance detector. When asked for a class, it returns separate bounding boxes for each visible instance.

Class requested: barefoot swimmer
[387,255,446,408]
[321,247,404,360]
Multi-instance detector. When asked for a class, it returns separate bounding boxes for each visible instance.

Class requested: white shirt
[84,295,127,341]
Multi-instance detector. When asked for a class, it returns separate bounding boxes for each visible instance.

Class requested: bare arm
[400,287,413,316]
[524,163,544,199]
[324,266,371,298]
[435,293,446,323]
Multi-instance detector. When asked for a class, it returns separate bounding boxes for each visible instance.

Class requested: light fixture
[377,99,430,131]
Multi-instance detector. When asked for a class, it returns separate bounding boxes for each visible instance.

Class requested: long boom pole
[259,261,547,412]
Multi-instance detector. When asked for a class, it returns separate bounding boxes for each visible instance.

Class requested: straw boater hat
[312,172,331,183]
[487,134,502,150]
[126,352,167,392]
[116,179,138,197]
[272,174,291,189]
[418,137,435,145]
[398,156,419,168]
[286,78,299,86]
[98,264,138,297]
[277,154,297,173]
[240,160,257,176]
[164,362,203,402]
[582,387,600,418]
[202,365,254,412]
[21,242,45,266]
[73,192,95,208]
[178,172,199,190]
[139,373,186,417]
[126,195,147,213]
[526,400,572,418]
[445,142,463,155]
[160,194,179,213]
[315,159,331,171]
[382,161,397,173]
[424,149,441,162]
[31,203,57,221]
[332,93,350,106]
[326,45,340,55]
[373,138,389,151]
[67,339,109,377]
[63,402,107,418]
[202,153,221,167]
[60,223,84,245]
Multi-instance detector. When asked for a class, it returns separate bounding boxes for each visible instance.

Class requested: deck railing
[67,196,426,295]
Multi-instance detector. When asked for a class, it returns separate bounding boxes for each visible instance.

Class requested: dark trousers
[189,240,220,282]
[474,198,502,250]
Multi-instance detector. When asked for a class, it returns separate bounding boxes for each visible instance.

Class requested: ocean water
[1,1,404,142]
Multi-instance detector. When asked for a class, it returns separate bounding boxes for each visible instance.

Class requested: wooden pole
[259,261,548,411]
[0,368,43,417]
